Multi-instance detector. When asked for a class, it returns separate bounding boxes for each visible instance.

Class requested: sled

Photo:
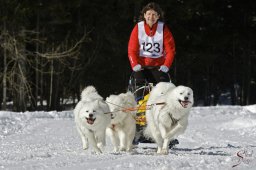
[127,73,154,144]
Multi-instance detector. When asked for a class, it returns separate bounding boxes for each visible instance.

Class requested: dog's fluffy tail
[81,86,103,102]
[143,125,155,142]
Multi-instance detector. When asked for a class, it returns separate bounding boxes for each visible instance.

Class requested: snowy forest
[0,0,255,111]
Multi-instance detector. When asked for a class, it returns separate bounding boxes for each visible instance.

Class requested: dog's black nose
[89,114,93,117]
[184,97,188,100]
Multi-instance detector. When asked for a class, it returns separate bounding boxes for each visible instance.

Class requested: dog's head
[153,82,176,96]
[169,86,194,109]
[106,92,136,124]
[79,100,109,125]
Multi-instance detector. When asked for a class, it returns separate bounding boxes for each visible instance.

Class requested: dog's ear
[93,100,101,107]
[120,92,136,107]
[126,92,136,105]
[97,100,110,113]
[106,95,115,102]
[125,91,135,99]
[119,94,129,103]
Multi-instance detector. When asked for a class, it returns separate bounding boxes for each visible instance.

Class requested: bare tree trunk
[241,82,245,105]
[241,52,249,105]
[2,20,7,110]
[15,30,27,112]
[40,33,45,107]
[51,63,60,111]
[49,59,54,110]
[243,12,251,105]
[17,59,26,112]
[246,53,251,105]
[204,67,210,106]
[35,9,40,109]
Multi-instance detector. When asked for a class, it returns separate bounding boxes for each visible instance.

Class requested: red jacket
[128,21,175,68]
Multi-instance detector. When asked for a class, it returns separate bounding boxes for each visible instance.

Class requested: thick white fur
[145,82,194,155]
[74,86,111,154]
[147,82,176,105]
[106,92,137,152]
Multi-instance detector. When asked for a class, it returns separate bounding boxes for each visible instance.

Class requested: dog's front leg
[158,124,170,155]
[95,129,107,152]
[118,129,126,151]
[126,131,134,152]
[162,138,171,155]
[77,126,88,150]
[86,129,102,154]
[148,124,163,154]
[163,123,183,153]
[164,118,187,140]
[106,128,119,152]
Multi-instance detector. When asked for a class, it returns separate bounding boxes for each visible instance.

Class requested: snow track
[1,106,256,170]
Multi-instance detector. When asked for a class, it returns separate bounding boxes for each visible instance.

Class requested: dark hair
[139,2,164,21]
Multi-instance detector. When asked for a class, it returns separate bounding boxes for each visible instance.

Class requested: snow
[1,105,256,170]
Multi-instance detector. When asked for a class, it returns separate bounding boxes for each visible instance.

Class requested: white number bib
[138,21,164,58]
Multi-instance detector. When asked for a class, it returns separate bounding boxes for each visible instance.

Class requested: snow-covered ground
[1,105,256,170]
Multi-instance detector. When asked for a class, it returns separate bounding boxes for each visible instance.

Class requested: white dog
[145,83,194,155]
[74,86,111,154]
[147,82,176,104]
[106,92,137,152]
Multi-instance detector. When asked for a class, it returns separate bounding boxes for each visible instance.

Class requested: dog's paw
[82,139,89,150]
[82,143,89,150]
[83,146,88,150]
[160,148,169,155]
[97,142,104,150]
[93,148,102,154]
[113,147,119,153]
[156,147,162,154]
[126,147,132,152]
[119,147,126,152]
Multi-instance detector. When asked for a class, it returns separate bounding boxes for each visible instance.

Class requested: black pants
[132,67,170,101]
[133,67,170,85]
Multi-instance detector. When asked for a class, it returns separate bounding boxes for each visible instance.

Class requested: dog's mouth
[178,100,191,108]
[85,117,96,125]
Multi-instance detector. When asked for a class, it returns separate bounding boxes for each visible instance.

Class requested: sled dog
[106,92,137,152]
[145,83,194,154]
[74,86,111,153]
[147,82,176,104]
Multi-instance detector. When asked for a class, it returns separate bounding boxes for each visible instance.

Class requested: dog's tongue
[181,101,189,108]
[86,118,94,125]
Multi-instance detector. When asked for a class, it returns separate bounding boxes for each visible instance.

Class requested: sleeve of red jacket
[163,25,176,68]
[128,24,139,68]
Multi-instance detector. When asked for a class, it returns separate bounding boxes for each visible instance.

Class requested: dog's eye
[188,93,190,95]
[86,110,89,113]
[93,110,96,112]
[180,92,183,95]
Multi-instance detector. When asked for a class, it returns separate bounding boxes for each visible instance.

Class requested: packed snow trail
[0,106,256,170]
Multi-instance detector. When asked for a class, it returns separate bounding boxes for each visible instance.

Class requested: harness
[104,101,166,114]
[168,112,179,126]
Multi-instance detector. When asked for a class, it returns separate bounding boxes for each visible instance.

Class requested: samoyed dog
[145,83,194,155]
[74,86,111,154]
[106,92,137,152]
[147,82,176,104]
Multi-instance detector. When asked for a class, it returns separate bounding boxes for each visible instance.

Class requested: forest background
[0,0,255,111]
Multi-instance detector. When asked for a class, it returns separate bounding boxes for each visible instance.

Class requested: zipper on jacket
[150,30,153,36]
